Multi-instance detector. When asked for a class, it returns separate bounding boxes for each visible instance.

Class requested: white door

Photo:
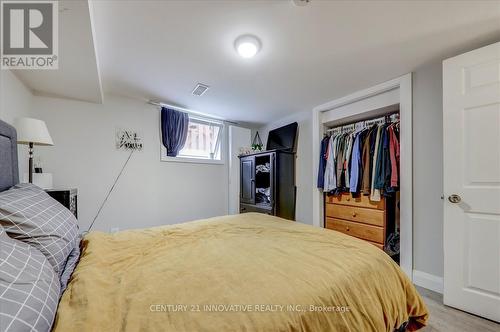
[228,126,251,214]
[443,42,500,322]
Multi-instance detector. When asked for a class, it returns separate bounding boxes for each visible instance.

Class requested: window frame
[160,113,226,165]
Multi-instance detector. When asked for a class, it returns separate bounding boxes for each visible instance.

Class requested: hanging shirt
[383,127,392,193]
[362,126,377,195]
[370,125,382,201]
[317,136,329,189]
[349,131,363,193]
[336,134,345,189]
[375,124,389,190]
[344,133,354,189]
[388,125,400,187]
[323,134,337,192]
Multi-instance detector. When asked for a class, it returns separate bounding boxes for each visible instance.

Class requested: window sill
[160,155,225,165]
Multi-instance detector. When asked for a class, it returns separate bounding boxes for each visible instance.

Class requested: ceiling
[13,0,500,125]
[13,0,102,103]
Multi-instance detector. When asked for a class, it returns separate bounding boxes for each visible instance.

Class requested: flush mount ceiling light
[234,35,261,59]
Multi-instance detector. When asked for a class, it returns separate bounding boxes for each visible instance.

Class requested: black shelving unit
[239,149,296,220]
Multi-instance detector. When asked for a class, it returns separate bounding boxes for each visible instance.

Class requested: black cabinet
[46,188,78,219]
[239,150,295,220]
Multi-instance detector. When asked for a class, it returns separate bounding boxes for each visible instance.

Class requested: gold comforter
[54,213,428,331]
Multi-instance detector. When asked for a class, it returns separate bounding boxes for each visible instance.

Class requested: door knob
[448,194,461,203]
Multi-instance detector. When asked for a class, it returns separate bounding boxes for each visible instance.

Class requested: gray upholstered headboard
[0,119,19,192]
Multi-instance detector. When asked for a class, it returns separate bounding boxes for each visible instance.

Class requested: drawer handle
[346,227,350,231]
[346,197,351,201]
[352,212,357,217]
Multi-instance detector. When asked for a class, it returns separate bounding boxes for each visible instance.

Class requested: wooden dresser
[325,194,388,250]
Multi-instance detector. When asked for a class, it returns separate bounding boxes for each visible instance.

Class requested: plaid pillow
[59,241,80,292]
[0,184,79,277]
[0,225,60,332]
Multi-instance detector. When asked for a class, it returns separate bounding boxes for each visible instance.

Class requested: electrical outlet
[110,227,120,233]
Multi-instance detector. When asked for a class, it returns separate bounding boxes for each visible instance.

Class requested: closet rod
[325,111,399,134]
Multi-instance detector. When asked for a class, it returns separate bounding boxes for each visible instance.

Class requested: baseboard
[412,270,443,294]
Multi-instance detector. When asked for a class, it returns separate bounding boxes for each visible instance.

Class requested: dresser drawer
[325,194,384,210]
[326,218,384,244]
[325,204,385,227]
[366,241,384,250]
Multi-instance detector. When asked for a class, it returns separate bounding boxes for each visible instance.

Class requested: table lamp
[14,117,54,183]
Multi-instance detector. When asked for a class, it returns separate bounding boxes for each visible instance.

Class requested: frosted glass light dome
[235,35,261,59]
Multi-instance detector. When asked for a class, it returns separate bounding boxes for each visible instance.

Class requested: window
[161,114,224,164]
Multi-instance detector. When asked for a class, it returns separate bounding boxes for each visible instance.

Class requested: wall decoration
[252,131,263,151]
[116,128,143,151]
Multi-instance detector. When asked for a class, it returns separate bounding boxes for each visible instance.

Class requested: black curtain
[161,107,189,157]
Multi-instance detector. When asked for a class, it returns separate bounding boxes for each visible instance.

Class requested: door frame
[311,73,413,280]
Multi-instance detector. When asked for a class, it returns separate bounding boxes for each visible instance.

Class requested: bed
[0,119,428,331]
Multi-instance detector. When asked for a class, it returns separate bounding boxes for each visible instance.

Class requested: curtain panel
[160,107,189,157]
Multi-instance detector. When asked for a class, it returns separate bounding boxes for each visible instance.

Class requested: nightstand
[46,188,78,219]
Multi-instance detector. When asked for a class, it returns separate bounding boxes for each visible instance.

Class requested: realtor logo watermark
[1,0,58,69]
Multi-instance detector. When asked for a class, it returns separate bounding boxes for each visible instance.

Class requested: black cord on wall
[85,150,134,233]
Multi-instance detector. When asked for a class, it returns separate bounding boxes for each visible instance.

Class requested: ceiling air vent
[192,83,210,96]
[292,0,310,6]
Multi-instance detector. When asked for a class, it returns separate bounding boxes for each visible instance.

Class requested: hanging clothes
[323,134,337,192]
[318,114,400,199]
[370,125,383,202]
[344,133,354,190]
[336,134,345,189]
[360,126,375,195]
[317,136,329,189]
[388,125,400,188]
[374,124,389,191]
[349,131,363,193]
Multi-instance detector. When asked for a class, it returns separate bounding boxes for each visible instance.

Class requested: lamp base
[22,173,53,189]
[28,142,33,183]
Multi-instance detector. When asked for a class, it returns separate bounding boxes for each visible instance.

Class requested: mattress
[53,213,428,331]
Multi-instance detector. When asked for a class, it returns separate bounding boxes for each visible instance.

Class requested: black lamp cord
[85,150,134,233]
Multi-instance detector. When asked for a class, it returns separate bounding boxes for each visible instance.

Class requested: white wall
[257,110,313,225]
[0,70,32,175]
[30,94,229,232]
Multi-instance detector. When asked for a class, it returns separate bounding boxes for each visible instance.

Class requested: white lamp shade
[14,117,54,146]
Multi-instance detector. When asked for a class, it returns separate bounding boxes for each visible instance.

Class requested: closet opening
[312,74,412,279]
[318,107,401,265]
